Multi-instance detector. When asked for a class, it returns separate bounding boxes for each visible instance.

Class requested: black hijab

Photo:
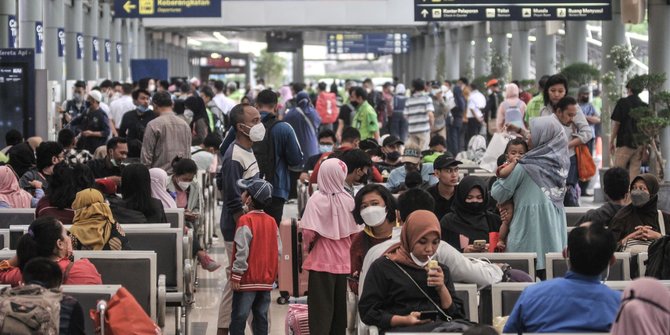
[441,176,500,246]
[610,174,662,241]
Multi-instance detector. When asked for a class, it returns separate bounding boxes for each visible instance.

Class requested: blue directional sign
[114,0,221,18]
[327,33,411,55]
[415,0,612,21]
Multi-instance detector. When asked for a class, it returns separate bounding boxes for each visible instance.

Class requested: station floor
[165,195,601,335]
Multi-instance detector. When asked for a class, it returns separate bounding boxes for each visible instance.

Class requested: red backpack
[315,92,339,125]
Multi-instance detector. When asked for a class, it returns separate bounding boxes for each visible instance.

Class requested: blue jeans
[447,124,462,155]
[230,290,271,335]
[389,111,408,142]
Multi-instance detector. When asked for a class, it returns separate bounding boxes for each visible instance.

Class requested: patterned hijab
[519,115,570,209]
[70,188,116,250]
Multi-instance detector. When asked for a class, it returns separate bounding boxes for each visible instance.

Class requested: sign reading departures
[327,33,411,55]
[113,0,222,18]
[414,0,612,21]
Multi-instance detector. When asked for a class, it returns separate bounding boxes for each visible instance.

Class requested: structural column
[65,0,83,80]
[424,33,437,81]
[649,0,670,182]
[535,22,557,78]
[18,0,45,69]
[45,0,65,83]
[83,0,99,81]
[111,18,122,81]
[565,21,588,65]
[444,29,459,81]
[131,19,139,59]
[138,24,147,59]
[0,0,17,48]
[511,22,531,80]
[491,21,509,72]
[457,26,472,78]
[293,48,304,84]
[121,19,131,82]
[98,2,111,80]
[473,22,490,77]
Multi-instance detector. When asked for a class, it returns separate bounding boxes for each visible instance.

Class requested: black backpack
[252,114,283,185]
[645,235,670,279]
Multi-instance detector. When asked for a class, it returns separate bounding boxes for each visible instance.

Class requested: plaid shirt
[64,148,94,166]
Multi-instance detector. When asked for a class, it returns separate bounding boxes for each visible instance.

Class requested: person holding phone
[440,176,501,253]
[168,157,220,272]
[359,210,465,332]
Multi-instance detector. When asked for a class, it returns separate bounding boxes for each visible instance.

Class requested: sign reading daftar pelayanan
[113,0,221,18]
[414,0,611,21]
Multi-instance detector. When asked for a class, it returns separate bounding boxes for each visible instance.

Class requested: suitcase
[285,303,309,335]
[277,218,309,304]
[296,180,309,219]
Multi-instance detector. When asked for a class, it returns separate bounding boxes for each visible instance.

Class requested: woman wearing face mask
[350,184,398,294]
[610,174,670,251]
[359,210,465,332]
[610,277,670,335]
[440,176,501,253]
[167,157,220,272]
[301,158,361,334]
[184,96,211,145]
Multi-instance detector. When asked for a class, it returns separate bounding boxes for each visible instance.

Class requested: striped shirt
[404,92,434,135]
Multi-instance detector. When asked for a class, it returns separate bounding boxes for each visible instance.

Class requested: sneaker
[198,253,221,272]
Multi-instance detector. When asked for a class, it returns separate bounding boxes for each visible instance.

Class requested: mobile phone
[419,310,439,321]
[473,240,486,249]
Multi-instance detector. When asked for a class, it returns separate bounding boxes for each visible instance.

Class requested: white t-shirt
[109,95,136,128]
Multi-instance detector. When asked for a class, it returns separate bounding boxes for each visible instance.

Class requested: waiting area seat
[545,252,631,280]
[564,207,591,227]
[62,284,122,335]
[0,209,35,229]
[0,229,8,250]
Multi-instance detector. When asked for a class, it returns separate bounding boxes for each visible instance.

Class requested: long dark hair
[184,96,208,128]
[542,74,568,107]
[16,216,63,270]
[121,163,155,218]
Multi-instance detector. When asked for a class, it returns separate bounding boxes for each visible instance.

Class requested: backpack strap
[62,261,75,283]
[659,210,666,236]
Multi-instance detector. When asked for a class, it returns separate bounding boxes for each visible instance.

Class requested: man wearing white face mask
[218,103,262,335]
[140,91,192,174]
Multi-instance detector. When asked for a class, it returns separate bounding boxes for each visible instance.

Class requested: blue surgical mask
[319,144,333,153]
[137,105,148,113]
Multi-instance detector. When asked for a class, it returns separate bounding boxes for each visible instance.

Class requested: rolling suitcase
[296,180,309,219]
[277,218,309,304]
[285,303,309,335]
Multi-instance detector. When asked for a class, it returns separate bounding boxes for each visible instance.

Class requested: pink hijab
[280,86,293,105]
[0,166,32,208]
[149,168,177,209]
[300,158,360,240]
[611,277,670,335]
[504,83,520,105]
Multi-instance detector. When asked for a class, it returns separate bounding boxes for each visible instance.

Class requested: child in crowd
[229,177,280,335]
[494,138,529,251]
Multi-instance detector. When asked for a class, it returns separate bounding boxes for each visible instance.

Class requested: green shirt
[352,101,379,140]
[524,94,545,124]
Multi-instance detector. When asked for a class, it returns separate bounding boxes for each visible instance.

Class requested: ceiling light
[213,32,229,44]
[211,53,221,59]
[187,38,202,46]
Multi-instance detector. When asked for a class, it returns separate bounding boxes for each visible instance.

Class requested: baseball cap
[433,154,462,170]
[382,135,404,147]
[486,79,499,88]
[88,90,103,103]
[237,177,273,205]
[400,146,422,164]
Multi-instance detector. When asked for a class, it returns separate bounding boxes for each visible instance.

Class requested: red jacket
[230,211,279,291]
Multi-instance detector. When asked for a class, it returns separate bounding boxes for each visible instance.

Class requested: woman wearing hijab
[284,91,321,165]
[0,165,40,208]
[301,158,360,334]
[359,210,465,332]
[150,168,177,209]
[611,277,670,335]
[441,176,501,253]
[184,96,210,145]
[70,188,128,250]
[610,174,670,250]
[496,83,527,132]
[491,115,569,276]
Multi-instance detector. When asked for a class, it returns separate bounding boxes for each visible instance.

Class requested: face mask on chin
[410,252,432,268]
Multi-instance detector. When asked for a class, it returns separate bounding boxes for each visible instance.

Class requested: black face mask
[386,151,401,162]
[579,96,589,104]
[351,100,360,108]
[463,200,487,214]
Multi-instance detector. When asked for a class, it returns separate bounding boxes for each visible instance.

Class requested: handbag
[575,144,596,182]
[90,287,161,335]
[621,210,667,255]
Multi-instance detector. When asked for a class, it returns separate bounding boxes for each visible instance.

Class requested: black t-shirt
[338,103,354,127]
[611,95,646,148]
[427,184,455,221]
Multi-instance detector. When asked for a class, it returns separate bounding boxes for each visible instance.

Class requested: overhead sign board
[113,0,222,18]
[414,0,612,21]
[327,33,410,55]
